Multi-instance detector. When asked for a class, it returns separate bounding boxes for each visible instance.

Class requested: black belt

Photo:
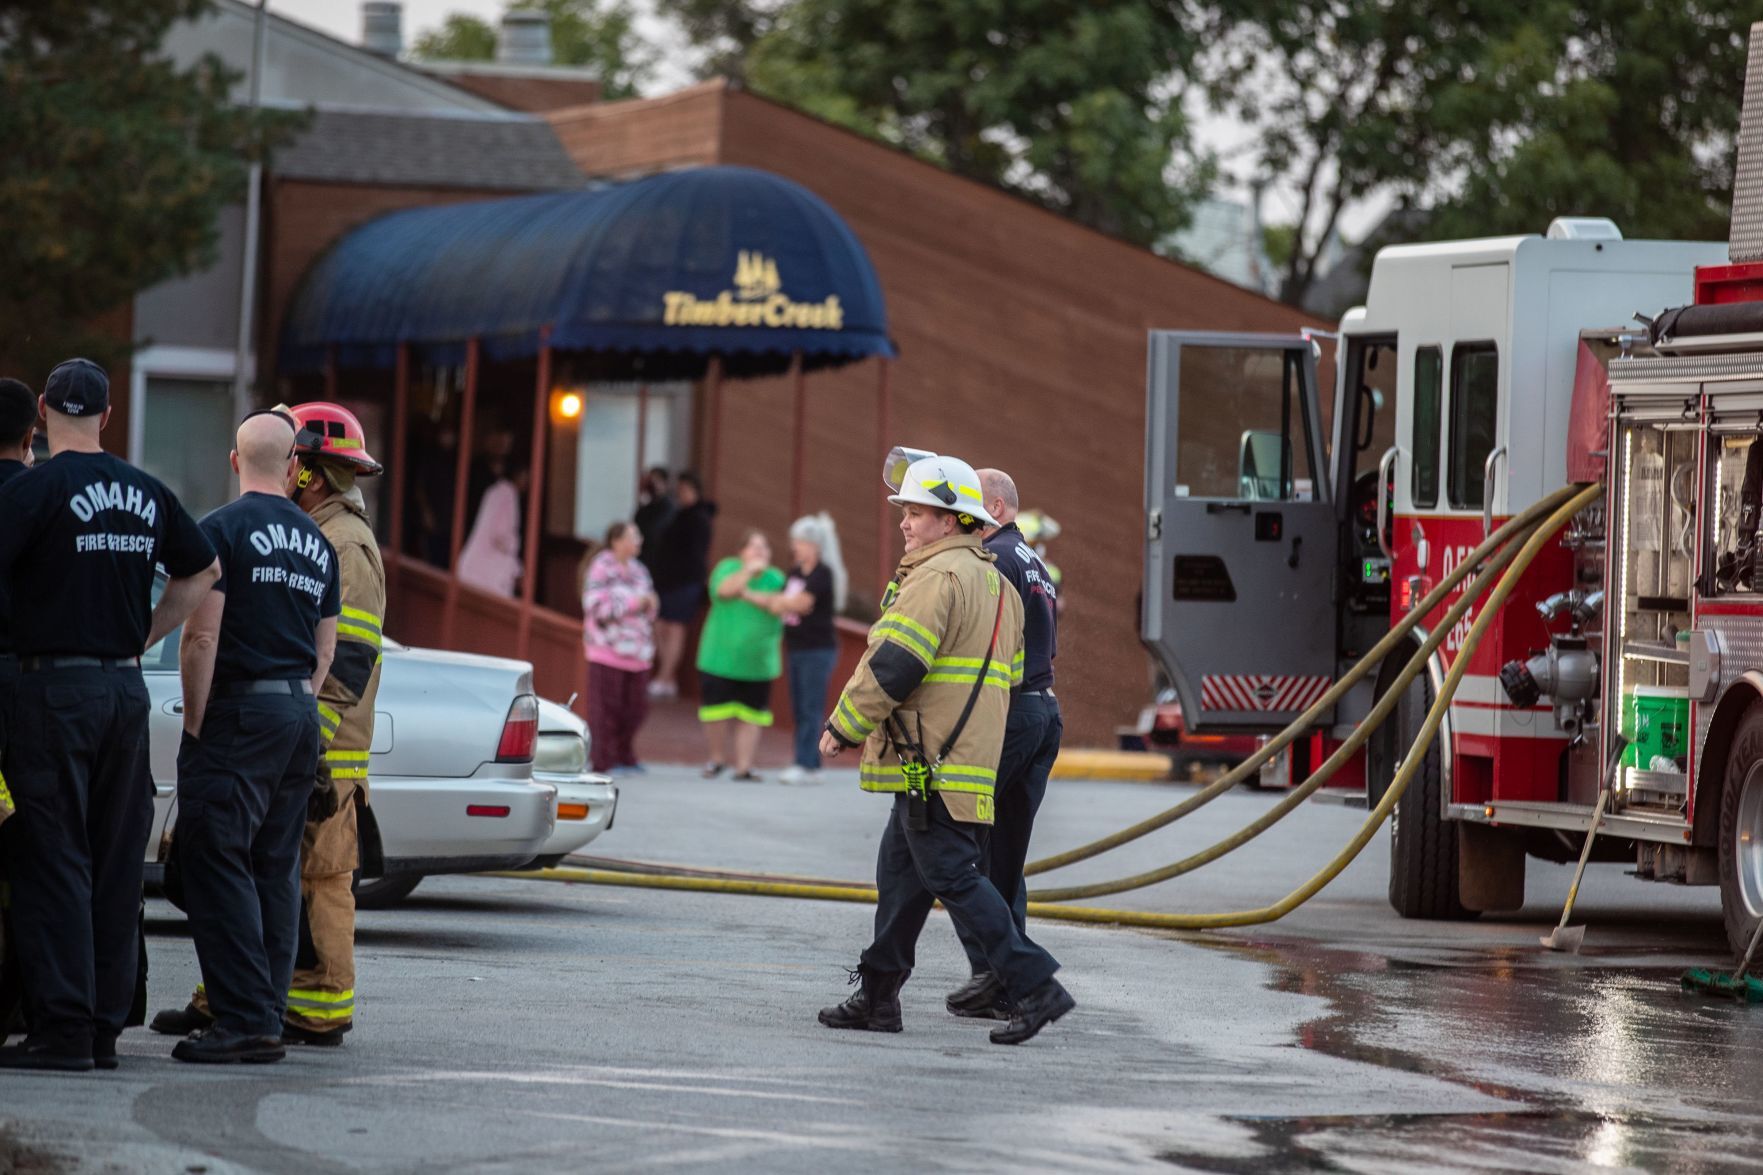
[212,679,314,698]
[19,656,140,673]
[1020,688,1056,699]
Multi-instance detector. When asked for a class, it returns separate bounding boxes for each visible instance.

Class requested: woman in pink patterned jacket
[583,521,658,773]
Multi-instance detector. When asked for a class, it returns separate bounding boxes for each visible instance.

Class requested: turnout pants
[861,793,1059,1003]
[288,776,360,1033]
[957,694,1063,973]
[177,693,319,1038]
[2,664,153,1050]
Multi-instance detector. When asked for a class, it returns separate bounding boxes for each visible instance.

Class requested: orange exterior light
[557,802,589,821]
[551,390,584,424]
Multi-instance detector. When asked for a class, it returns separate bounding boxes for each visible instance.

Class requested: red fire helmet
[288,402,383,476]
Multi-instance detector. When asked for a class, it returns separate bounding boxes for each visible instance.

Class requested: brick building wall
[546,83,1322,743]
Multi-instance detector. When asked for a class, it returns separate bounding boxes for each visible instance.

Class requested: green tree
[412,0,656,100]
[1205,0,1500,306]
[1213,0,1760,308]
[1424,2,1754,244]
[667,0,1212,247]
[0,0,301,377]
[413,13,498,61]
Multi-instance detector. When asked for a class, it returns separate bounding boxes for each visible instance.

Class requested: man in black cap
[0,377,38,1041]
[170,410,339,1064]
[0,358,218,1071]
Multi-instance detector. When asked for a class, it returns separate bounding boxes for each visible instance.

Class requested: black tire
[1383,673,1475,920]
[1717,703,1763,958]
[353,872,422,910]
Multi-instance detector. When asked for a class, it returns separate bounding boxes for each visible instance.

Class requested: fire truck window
[1412,346,1442,508]
[1713,434,1760,594]
[1447,344,1498,509]
[1175,345,1314,500]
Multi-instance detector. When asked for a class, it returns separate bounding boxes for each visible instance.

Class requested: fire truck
[1140,74,1763,940]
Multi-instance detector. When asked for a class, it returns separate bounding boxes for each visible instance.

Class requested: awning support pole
[875,356,892,595]
[789,351,807,520]
[387,342,410,600]
[517,330,552,659]
[705,356,724,500]
[442,337,480,649]
[635,381,649,483]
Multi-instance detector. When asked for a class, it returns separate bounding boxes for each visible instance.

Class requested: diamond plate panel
[1733,24,1763,261]
[1697,616,1763,769]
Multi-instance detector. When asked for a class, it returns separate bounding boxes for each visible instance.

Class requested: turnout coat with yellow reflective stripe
[827,534,1023,824]
[310,489,384,816]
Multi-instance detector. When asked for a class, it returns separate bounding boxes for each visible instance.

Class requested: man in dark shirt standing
[171,411,340,1064]
[0,377,38,1042]
[0,359,219,1072]
[0,376,36,749]
[0,376,37,776]
[945,468,1063,1021]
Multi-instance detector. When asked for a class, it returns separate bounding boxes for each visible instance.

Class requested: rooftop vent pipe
[498,10,553,65]
[361,1,403,57]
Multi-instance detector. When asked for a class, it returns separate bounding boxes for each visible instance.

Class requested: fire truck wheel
[1384,674,1476,921]
[1716,704,1763,956]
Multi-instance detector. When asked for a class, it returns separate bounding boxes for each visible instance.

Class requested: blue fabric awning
[279,166,894,378]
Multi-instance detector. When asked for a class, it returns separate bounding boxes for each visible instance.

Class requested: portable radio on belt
[885,585,1006,832]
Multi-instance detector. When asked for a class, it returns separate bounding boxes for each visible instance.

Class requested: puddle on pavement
[1160,938,1763,1171]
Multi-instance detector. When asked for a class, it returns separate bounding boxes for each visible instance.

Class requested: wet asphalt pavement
[4,768,1763,1172]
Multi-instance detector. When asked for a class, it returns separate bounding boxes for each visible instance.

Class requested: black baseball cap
[44,358,110,417]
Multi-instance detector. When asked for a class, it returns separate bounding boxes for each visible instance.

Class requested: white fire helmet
[886,452,998,529]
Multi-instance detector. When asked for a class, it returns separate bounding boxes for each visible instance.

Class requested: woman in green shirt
[696,529,786,780]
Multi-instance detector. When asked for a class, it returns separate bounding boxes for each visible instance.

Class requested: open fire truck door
[1143,332,1338,730]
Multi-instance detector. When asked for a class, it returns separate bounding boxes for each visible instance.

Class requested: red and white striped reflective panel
[1199,674,1331,713]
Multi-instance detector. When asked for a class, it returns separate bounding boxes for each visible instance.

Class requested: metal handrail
[1482,445,1508,539]
[1376,445,1399,560]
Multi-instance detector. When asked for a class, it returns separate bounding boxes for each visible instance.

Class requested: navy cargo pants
[956,693,1063,973]
[177,691,319,1038]
[4,664,153,1051]
[861,792,1059,1003]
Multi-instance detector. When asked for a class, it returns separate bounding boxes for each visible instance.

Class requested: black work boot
[150,1003,213,1037]
[281,1021,347,1048]
[945,972,1011,1020]
[0,1036,94,1072]
[990,978,1075,1046]
[818,966,908,1033]
[172,1027,286,1065]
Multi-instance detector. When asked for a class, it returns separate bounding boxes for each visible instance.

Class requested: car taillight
[496,694,539,762]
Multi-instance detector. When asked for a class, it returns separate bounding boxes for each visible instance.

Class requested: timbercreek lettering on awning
[281,167,894,380]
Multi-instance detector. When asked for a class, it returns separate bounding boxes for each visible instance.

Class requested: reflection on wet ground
[1165,940,1763,1171]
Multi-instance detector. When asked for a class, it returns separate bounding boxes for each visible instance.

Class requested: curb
[1051,749,1173,782]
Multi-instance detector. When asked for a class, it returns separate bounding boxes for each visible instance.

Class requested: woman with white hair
[770,512,847,785]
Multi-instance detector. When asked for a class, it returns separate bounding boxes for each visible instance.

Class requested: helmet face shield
[883,445,938,492]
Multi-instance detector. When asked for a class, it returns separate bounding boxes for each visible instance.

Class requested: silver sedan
[142,626,559,896]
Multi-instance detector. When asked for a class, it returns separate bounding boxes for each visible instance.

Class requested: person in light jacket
[583,521,658,774]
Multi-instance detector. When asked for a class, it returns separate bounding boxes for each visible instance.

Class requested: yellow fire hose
[1022,481,1586,877]
[500,483,1600,931]
[1027,521,1528,903]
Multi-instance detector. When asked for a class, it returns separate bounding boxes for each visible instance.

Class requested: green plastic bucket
[1622,685,1689,769]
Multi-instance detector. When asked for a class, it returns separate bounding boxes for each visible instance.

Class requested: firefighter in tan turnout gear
[154,402,385,1046]
[816,451,1074,1046]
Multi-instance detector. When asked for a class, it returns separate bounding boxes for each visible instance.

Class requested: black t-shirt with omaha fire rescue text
[201,492,341,685]
[0,450,215,659]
